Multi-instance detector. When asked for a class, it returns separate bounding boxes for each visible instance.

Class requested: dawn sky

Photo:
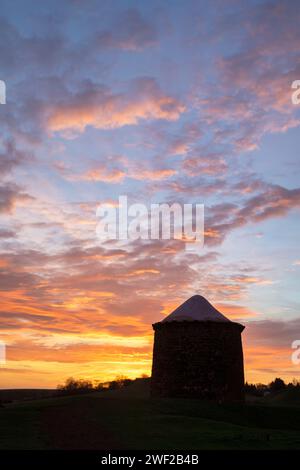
[0,0,300,388]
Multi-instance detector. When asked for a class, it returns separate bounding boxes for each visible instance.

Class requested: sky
[0,0,300,388]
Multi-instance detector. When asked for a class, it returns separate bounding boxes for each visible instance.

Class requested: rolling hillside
[0,379,300,449]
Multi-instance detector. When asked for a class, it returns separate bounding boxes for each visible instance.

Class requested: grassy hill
[263,387,300,406]
[0,389,55,403]
[0,379,300,450]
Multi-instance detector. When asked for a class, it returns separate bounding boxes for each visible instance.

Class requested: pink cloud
[95,8,158,51]
[47,78,185,133]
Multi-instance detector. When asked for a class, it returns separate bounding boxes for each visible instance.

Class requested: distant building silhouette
[151,295,245,402]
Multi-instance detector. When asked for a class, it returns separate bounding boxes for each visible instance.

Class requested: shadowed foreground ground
[1,380,300,449]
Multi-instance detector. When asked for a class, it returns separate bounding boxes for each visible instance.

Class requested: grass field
[1,379,300,450]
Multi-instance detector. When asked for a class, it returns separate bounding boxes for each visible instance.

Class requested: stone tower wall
[151,321,244,402]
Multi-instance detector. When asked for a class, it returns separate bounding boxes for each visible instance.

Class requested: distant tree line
[245,377,300,397]
[56,374,149,396]
[56,375,300,397]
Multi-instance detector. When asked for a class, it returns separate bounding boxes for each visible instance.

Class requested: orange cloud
[82,167,126,183]
[215,303,258,320]
[47,79,185,133]
[79,166,176,183]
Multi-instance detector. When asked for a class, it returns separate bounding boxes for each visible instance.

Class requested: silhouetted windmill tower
[151,295,245,402]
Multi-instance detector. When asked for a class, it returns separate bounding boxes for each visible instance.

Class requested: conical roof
[161,295,231,323]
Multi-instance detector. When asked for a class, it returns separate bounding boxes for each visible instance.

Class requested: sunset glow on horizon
[1,0,300,389]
